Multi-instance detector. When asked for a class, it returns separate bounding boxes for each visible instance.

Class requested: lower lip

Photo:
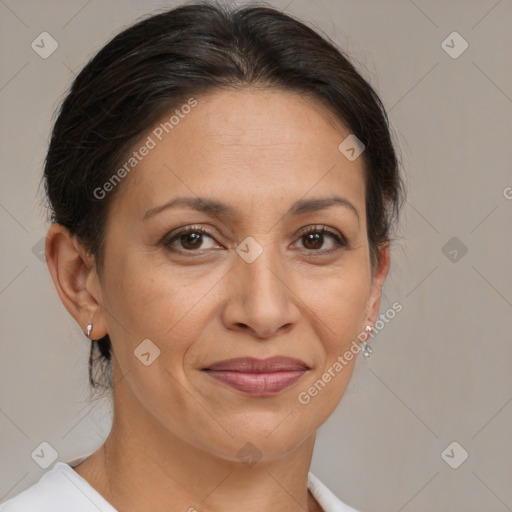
[203,370,307,396]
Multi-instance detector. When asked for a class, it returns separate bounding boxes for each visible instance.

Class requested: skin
[46,87,390,512]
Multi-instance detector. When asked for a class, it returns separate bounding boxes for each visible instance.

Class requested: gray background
[1,0,511,510]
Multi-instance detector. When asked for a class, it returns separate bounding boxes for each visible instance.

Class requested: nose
[221,244,301,339]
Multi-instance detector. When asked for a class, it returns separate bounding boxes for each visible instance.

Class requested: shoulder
[1,464,358,512]
[308,472,362,512]
[0,462,117,512]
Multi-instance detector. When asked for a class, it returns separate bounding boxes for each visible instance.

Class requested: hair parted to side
[43,0,405,394]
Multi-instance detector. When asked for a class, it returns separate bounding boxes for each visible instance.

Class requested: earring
[86,323,93,339]
[362,325,373,358]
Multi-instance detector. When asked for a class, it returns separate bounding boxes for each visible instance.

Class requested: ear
[45,223,108,341]
[363,241,391,328]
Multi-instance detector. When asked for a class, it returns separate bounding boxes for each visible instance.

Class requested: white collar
[2,456,360,512]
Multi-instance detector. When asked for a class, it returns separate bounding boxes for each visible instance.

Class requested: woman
[1,2,404,511]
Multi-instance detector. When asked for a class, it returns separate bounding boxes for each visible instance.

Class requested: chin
[197,418,315,463]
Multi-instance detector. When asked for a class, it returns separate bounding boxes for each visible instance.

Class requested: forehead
[109,88,366,221]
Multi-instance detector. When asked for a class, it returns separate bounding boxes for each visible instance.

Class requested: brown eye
[164,226,220,252]
[302,232,324,250]
[294,226,347,252]
[179,232,204,250]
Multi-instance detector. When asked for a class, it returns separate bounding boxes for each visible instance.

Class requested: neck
[74,381,322,512]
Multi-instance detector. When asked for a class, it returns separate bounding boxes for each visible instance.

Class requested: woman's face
[91,88,389,461]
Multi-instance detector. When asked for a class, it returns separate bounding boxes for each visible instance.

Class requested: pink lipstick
[202,356,309,396]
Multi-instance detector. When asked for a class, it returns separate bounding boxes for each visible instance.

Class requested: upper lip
[203,356,309,372]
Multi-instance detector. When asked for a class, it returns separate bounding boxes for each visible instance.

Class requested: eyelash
[163,224,347,254]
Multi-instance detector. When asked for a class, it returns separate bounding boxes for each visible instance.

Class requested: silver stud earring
[86,323,93,339]
[362,325,373,358]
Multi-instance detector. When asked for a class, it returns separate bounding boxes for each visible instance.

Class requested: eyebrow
[143,195,360,225]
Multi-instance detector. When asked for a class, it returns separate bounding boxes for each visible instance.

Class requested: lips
[204,356,309,372]
[202,357,309,396]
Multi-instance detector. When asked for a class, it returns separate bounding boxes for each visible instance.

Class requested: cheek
[101,250,226,360]
[99,254,221,428]
[292,271,369,423]
[103,243,371,369]
[297,262,370,348]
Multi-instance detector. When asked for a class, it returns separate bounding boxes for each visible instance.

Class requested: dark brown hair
[43,1,405,393]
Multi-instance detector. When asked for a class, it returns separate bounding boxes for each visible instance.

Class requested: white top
[0,456,360,512]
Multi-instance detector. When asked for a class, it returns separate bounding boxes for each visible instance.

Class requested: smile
[202,356,309,396]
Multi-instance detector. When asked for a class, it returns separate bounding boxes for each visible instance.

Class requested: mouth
[202,356,310,396]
